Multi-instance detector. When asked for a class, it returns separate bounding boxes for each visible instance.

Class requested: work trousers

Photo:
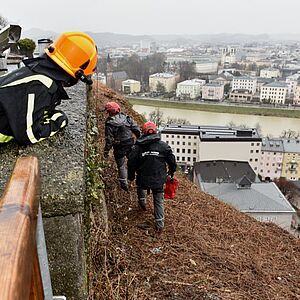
[137,186,164,229]
[115,156,128,187]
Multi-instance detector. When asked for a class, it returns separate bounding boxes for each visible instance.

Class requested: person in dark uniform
[0,32,98,145]
[103,101,141,191]
[128,121,177,233]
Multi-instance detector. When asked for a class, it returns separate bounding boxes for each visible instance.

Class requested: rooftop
[201,181,295,213]
[161,124,261,141]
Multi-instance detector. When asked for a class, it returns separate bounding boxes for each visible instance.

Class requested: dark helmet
[104,101,121,115]
[143,121,157,135]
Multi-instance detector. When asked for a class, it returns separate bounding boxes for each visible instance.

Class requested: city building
[220,46,237,66]
[260,81,287,104]
[198,177,295,231]
[176,79,205,99]
[122,79,141,94]
[149,73,177,93]
[260,68,281,79]
[160,124,262,172]
[281,139,300,181]
[286,73,300,97]
[229,89,253,102]
[194,57,219,74]
[202,83,224,101]
[232,76,257,94]
[260,138,284,181]
[294,85,300,104]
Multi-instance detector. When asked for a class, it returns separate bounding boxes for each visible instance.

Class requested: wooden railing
[0,156,44,300]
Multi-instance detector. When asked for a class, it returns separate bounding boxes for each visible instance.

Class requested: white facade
[286,74,300,96]
[122,79,141,94]
[260,68,281,79]
[194,58,218,74]
[160,125,262,173]
[161,132,199,165]
[260,82,287,104]
[149,73,177,92]
[202,83,224,101]
[176,79,205,99]
[232,76,257,94]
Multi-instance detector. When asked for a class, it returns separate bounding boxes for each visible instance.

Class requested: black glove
[168,172,174,182]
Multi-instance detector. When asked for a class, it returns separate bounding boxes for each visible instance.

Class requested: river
[133,104,300,137]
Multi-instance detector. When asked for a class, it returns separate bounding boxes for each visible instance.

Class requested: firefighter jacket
[0,66,69,145]
[104,112,141,157]
[127,133,177,190]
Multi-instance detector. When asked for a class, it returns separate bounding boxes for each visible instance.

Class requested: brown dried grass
[88,82,300,300]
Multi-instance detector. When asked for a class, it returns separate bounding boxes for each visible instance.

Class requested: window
[257,143,260,146]
[193,150,196,154]
[166,141,169,144]
[251,143,254,146]
[176,149,180,153]
[182,157,185,161]
[182,149,186,153]
[187,157,191,161]
[172,135,174,138]
[193,157,196,162]
[176,156,179,160]
[256,150,259,153]
[177,141,180,145]
[183,136,185,139]
[166,135,169,138]
[171,141,174,145]
[182,142,185,145]
[188,136,191,139]
[255,159,258,162]
[188,142,191,146]
[188,149,191,154]
[177,135,180,138]
[250,150,253,153]
[249,158,253,161]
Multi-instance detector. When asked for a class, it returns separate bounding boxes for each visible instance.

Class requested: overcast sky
[1,0,300,35]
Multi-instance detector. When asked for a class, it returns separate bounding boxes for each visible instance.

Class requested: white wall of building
[232,77,257,94]
[198,141,261,173]
[202,84,224,101]
[260,68,281,79]
[260,83,287,104]
[176,79,205,99]
[149,73,177,92]
[260,151,283,180]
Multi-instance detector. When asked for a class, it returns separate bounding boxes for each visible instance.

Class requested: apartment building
[260,82,287,104]
[202,83,224,101]
[260,68,281,79]
[149,73,177,93]
[176,79,205,99]
[294,85,300,104]
[232,76,257,94]
[121,79,141,94]
[286,73,300,97]
[229,89,253,102]
[260,138,284,181]
[281,139,300,181]
[160,125,262,173]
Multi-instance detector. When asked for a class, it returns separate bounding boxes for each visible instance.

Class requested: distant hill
[21,28,300,47]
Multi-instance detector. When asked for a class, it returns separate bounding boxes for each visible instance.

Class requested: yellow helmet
[45,32,98,84]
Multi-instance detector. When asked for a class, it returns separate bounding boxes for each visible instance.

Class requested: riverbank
[127,97,300,119]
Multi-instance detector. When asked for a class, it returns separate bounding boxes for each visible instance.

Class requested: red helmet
[105,102,120,115]
[143,121,157,135]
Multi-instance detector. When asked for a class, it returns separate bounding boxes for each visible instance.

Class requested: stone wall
[0,82,88,299]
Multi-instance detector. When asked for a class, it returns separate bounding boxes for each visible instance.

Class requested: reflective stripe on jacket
[0,67,68,145]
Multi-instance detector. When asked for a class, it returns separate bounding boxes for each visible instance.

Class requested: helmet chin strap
[75,70,93,85]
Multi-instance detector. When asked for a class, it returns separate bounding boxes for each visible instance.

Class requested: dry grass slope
[88,82,300,300]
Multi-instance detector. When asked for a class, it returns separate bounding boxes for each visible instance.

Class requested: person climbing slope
[128,121,177,234]
[103,101,141,191]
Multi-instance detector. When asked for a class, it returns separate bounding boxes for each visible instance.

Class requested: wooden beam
[0,156,42,300]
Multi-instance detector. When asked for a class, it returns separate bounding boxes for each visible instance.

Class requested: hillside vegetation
[88,82,300,300]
